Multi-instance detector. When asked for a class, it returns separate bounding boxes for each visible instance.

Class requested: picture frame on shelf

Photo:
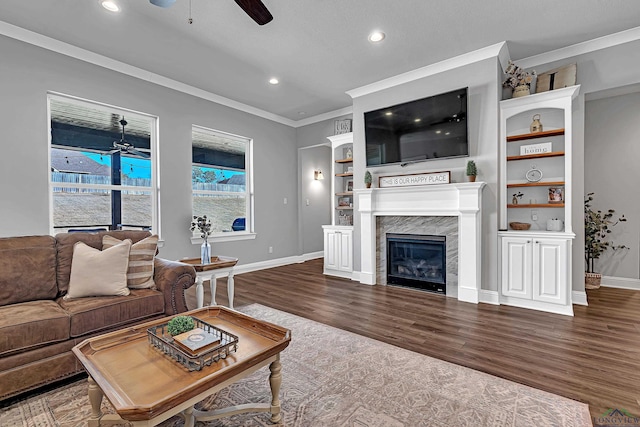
[345,180,353,192]
[535,63,576,93]
[337,196,350,207]
[548,187,564,204]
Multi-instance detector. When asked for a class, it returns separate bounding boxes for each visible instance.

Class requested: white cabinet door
[338,229,353,271]
[532,238,567,305]
[324,229,340,270]
[501,236,533,299]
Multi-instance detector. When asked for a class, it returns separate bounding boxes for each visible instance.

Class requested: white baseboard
[601,275,640,290]
[572,290,588,306]
[233,251,323,275]
[479,289,500,305]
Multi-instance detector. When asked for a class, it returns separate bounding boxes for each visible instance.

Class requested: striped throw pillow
[102,234,158,289]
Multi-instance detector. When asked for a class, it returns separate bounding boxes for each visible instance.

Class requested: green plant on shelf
[466,160,477,177]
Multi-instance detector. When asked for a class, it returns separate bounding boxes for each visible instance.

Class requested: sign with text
[520,142,552,156]
[378,171,451,188]
[334,119,352,135]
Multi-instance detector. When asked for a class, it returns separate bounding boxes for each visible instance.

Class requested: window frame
[47,92,160,239]
[190,125,255,244]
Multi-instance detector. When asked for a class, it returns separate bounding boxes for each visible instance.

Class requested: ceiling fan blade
[234,0,273,25]
[149,0,176,8]
[125,148,151,159]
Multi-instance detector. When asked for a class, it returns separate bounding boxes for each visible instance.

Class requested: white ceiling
[1,0,639,123]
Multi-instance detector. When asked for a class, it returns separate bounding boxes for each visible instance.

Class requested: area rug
[1,304,591,427]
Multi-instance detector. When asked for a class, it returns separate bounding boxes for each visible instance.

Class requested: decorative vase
[512,85,530,98]
[200,239,211,265]
[512,196,518,204]
[585,272,602,290]
[467,175,476,182]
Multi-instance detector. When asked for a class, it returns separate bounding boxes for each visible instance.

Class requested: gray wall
[351,57,501,291]
[298,146,331,254]
[585,92,640,279]
[295,114,352,254]
[0,35,299,264]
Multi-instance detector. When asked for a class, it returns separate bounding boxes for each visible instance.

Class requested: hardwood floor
[186,258,640,422]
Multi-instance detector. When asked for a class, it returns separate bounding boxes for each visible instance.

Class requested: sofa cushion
[64,240,131,299]
[0,235,58,307]
[0,301,70,357]
[56,230,151,296]
[103,234,158,289]
[57,289,165,337]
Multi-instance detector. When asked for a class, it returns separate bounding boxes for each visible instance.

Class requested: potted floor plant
[584,192,627,289]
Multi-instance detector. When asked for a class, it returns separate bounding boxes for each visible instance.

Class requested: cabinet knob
[527,240,531,243]
[535,240,539,244]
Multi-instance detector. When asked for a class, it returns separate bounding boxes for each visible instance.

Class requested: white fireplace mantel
[356,182,486,304]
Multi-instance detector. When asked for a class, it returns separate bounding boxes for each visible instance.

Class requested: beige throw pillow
[64,239,131,299]
[102,234,158,289]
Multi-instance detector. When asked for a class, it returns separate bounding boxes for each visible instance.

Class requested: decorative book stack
[172,328,221,355]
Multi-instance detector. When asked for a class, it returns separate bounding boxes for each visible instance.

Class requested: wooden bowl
[509,222,531,230]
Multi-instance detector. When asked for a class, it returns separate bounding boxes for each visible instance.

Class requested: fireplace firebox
[386,233,446,294]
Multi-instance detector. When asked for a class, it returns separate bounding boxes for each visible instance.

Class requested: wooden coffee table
[72,306,291,426]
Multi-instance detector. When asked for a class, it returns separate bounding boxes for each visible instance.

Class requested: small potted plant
[466,160,477,182]
[166,316,195,336]
[585,193,627,289]
[364,170,372,188]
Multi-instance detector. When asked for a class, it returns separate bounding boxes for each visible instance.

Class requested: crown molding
[294,106,353,127]
[516,25,640,69]
[346,41,508,99]
[0,20,298,128]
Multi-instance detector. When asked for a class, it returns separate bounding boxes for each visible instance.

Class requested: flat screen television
[364,87,468,167]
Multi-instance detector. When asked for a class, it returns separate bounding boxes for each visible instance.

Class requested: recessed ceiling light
[100,0,120,12]
[384,111,393,116]
[414,118,421,123]
[269,78,279,85]
[445,132,451,135]
[368,31,386,43]
[435,130,442,134]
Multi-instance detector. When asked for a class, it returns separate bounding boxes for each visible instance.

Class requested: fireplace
[386,233,446,294]
[357,183,485,304]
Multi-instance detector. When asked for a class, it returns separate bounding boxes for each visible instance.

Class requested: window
[192,126,254,241]
[48,94,157,234]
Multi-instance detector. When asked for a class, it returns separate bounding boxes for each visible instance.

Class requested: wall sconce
[314,170,324,180]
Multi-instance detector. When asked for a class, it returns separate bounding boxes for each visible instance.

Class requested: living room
[1,1,640,425]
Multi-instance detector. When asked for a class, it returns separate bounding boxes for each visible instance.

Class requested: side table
[180,256,239,309]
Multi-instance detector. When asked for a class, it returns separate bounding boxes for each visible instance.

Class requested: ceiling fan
[112,117,150,159]
[149,0,273,25]
[429,93,467,126]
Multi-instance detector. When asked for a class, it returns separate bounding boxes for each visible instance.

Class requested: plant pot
[365,182,372,188]
[585,272,602,290]
[467,175,476,182]
[512,85,530,98]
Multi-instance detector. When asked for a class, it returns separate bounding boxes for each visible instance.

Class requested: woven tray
[509,222,531,230]
[147,317,238,371]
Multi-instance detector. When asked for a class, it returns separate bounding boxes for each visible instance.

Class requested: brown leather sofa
[0,230,196,401]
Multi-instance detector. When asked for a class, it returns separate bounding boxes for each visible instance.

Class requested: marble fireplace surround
[356,182,485,304]
[376,216,459,297]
